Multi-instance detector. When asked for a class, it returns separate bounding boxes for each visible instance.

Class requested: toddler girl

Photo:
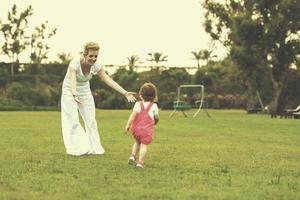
[125,83,159,168]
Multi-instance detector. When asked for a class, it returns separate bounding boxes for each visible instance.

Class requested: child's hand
[124,126,130,134]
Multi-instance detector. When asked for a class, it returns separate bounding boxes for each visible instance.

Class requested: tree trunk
[269,79,283,114]
[269,66,287,113]
[245,81,257,110]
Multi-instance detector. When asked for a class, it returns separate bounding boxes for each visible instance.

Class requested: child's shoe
[128,155,136,165]
[136,161,144,169]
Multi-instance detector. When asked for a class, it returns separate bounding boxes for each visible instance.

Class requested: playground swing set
[169,84,211,118]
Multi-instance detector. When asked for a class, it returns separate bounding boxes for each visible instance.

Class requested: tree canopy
[203,0,300,112]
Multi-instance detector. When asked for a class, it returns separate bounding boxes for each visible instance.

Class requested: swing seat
[173,101,192,110]
[169,84,211,118]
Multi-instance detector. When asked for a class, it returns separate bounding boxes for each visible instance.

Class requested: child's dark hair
[139,82,158,102]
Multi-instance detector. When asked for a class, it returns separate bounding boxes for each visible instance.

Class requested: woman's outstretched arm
[97,69,136,103]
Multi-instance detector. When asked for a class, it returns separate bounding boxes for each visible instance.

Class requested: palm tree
[191,50,212,69]
[126,55,142,71]
[191,51,201,68]
[147,52,168,68]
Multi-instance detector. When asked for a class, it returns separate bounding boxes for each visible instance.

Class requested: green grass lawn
[0,109,299,200]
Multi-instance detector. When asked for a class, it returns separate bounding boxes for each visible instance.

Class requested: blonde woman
[61,42,136,156]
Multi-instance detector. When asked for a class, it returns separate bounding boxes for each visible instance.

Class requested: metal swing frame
[169,84,210,118]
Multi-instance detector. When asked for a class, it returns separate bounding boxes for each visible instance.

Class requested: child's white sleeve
[133,102,140,112]
[152,103,159,115]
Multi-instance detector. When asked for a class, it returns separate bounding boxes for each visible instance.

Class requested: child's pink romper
[131,102,155,145]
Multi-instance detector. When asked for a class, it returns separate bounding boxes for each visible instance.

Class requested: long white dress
[61,58,105,156]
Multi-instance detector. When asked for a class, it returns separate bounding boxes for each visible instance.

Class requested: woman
[61,42,136,156]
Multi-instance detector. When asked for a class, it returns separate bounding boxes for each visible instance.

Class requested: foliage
[0,62,299,110]
[191,49,212,68]
[279,68,300,109]
[0,73,62,109]
[30,21,57,64]
[203,0,300,112]
[23,63,68,76]
[56,52,73,64]
[126,55,142,71]
[147,52,168,67]
[137,68,162,86]
[0,4,33,76]
[158,68,191,93]
[0,97,59,111]
[0,4,57,75]
[90,68,139,109]
[6,81,59,106]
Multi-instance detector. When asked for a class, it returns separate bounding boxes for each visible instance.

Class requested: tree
[191,51,201,69]
[126,55,142,71]
[0,4,33,76]
[147,52,168,68]
[203,0,300,112]
[191,49,212,68]
[56,52,73,64]
[30,21,57,65]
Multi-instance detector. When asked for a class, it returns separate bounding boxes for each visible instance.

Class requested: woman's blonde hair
[139,82,158,102]
[83,42,100,56]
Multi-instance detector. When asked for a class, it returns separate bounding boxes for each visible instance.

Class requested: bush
[0,97,59,111]
[159,92,176,109]
[206,93,246,109]
[6,82,60,107]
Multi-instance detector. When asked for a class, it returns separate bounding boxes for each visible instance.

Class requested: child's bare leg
[128,140,140,165]
[138,144,148,164]
[131,140,140,158]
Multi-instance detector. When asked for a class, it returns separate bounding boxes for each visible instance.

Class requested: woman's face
[84,50,99,66]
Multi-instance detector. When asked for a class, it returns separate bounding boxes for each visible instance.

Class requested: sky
[0,0,227,67]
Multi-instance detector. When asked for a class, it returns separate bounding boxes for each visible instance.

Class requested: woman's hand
[124,92,136,103]
[73,95,82,104]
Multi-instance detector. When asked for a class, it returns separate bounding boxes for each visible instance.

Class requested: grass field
[0,109,299,200]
